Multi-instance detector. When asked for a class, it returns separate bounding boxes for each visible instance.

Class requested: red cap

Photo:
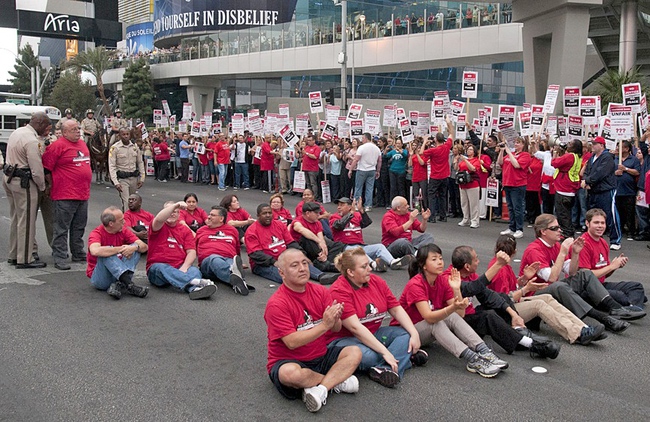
[592,136,606,145]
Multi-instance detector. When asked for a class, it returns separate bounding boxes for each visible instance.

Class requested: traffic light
[327,88,335,105]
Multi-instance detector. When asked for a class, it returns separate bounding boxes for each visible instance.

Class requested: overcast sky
[0,29,20,85]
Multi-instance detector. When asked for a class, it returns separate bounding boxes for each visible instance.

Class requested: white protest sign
[383,105,397,127]
[409,111,419,130]
[136,122,148,140]
[346,103,363,124]
[248,115,263,135]
[472,118,482,137]
[178,120,187,133]
[431,99,446,124]
[546,115,558,136]
[450,100,465,123]
[484,106,494,133]
[396,108,407,121]
[365,110,381,135]
[295,114,309,136]
[518,110,531,136]
[557,116,567,141]
[320,180,331,204]
[161,100,171,117]
[462,71,478,99]
[194,142,206,154]
[563,87,580,115]
[579,96,599,125]
[498,105,516,125]
[417,112,430,136]
[456,114,467,140]
[182,102,193,120]
[399,118,414,143]
[279,124,299,147]
[338,116,350,138]
[497,121,518,150]
[212,122,222,134]
[567,115,584,138]
[609,104,633,140]
[622,83,642,113]
[309,91,323,114]
[434,90,451,115]
[350,119,364,137]
[530,105,545,133]
[153,109,163,125]
[486,178,499,207]
[326,105,340,124]
[599,116,616,149]
[231,113,245,135]
[641,94,648,128]
[543,84,560,114]
[190,121,200,137]
[279,104,290,117]
[199,117,207,135]
[321,123,337,141]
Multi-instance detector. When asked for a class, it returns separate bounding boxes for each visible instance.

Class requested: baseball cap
[302,202,321,212]
[334,197,352,204]
[592,136,606,145]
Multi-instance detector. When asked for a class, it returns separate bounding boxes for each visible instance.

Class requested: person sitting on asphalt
[290,202,346,274]
[87,206,149,300]
[380,196,433,258]
[447,245,562,359]
[398,243,506,378]
[179,193,208,232]
[329,197,411,272]
[146,201,216,300]
[245,204,338,285]
[326,247,425,389]
[519,213,644,333]
[294,189,333,239]
[270,193,293,225]
[220,194,255,244]
[488,234,607,345]
[196,206,251,296]
[577,208,647,312]
[264,248,362,413]
[123,193,155,243]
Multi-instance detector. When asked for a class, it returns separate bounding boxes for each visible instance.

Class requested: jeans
[201,164,210,183]
[52,200,88,263]
[90,252,140,290]
[147,263,202,291]
[252,262,323,284]
[207,160,217,180]
[192,157,200,182]
[200,255,233,284]
[345,243,394,264]
[328,326,413,378]
[571,187,587,228]
[354,170,376,207]
[218,163,229,189]
[504,185,526,232]
[234,162,249,188]
[330,174,341,200]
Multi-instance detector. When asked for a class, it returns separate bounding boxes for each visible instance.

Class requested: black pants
[555,193,575,238]
[616,195,636,236]
[298,237,346,264]
[389,171,406,202]
[447,177,461,216]
[374,171,390,207]
[525,190,541,224]
[428,178,448,219]
[463,308,523,354]
[156,159,169,181]
[411,179,429,210]
[541,187,555,214]
[180,158,190,182]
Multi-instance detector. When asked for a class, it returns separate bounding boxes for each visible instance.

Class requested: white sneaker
[513,230,524,239]
[303,385,328,412]
[470,224,479,229]
[500,229,514,235]
[458,220,470,227]
[333,375,359,394]
[610,243,621,251]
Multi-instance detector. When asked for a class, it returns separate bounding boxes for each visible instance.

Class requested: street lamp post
[339,0,348,111]
[351,13,365,102]
[1,46,37,105]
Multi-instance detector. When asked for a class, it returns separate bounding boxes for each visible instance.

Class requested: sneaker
[610,306,646,320]
[602,316,630,333]
[529,339,561,359]
[364,207,372,212]
[374,258,388,273]
[332,375,359,394]
[466,355,501,378]
[458,220,469,227]
[576,324,606,346]
[125,283,149,298]
[478,351,508,369]
[610,243,621,251]
[410,349,429,367]
[107,282,124,300]
[368,366,400,388]
[390,254,413,270]
[318,273,339,285]
[188,284,217,300]
[233,186,239,190]
[230,273,249,296]
[470,224,479,229]
[302,385,327,412]
[244,187,250,190]
[513,230,524,239]
[500,229,514,235]
[160,179,167,183]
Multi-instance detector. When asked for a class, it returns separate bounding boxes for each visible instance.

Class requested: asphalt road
[1,177,649,421]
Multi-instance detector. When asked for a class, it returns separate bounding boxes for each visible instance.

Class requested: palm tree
[589,67,649,114]
[66,46,116,116]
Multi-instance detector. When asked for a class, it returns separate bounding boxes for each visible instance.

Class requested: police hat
[86,109,94,115]
[64,108,72,114]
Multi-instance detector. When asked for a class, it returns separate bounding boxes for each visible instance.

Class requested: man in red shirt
[196,206,251,296]
[381,196,432,258]
[330,197,411,271]
[146,201,217,300]
[42,119,93,271]
[245,204,338,285]
[578,208,646,311]
[421,119,454,222]
[215,136,231,190]
[123,193,154,243]
[87,206,149,299]
[263,248,361,413]
[301,135,321,199]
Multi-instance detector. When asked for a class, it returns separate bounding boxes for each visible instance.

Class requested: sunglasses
[546,225,561,231]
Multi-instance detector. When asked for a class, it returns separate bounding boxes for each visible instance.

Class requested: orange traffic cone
[500,190,509,222]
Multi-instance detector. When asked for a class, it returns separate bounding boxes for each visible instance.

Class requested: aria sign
[43,13,80,33]
[153,0,298,47]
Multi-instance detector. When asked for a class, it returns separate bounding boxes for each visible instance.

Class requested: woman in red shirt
[526,154,543,225]
[455,144,481,228]
[551,139,583,238]
[409,138,429,210]
[179,193,208,232]
[497,136,531,238]
[152,137,171,182]
[269,193,292,225]
[220,194,255,243]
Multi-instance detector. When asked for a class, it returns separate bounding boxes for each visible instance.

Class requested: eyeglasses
[546,226,561,231]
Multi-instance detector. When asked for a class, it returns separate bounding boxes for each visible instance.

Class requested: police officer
[109,108,128,146]
[81,109,102,144]
[2,112,51,269]
[56,108,73,131]
[109,127,144,211]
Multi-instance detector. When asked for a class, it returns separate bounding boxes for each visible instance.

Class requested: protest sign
[434,90,451,115]
[182,102,193,120]
[579,96,599,125]
[417,112,430,136]
[279,124,299,147]
[190,121,200,137]
[231,113,245,135]
[295,114,309,136]
[497,121,518,150]
[567,115,584,138]
[622,83,642,113]
[530,105,545,133]
[518,110,531,136]
[546,115,557,136]
[153,109,163,126]
[383,105,397,127]
[450,100,465,122]
[498,105,516,125]
[350,119,364,137]
[563,87,580,115]
[486,178,499,207]
[136,122,148,140]
[399,118,414,143]
[161,100,171,117]
[309,91,323,114]
[321,123,337,141]
[326,105,340,124]
[346,103,363,123]
[462,71,478,99]
[609,104,633,140]
[599,116,617,150]
[365,109,381,135]
[456,114,467,140]
[279,104,290,117]
[543,84,560,114]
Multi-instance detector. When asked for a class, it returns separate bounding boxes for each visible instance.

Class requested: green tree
[45,71,97,119]
[122,58,155,123]
[587,67,649,114]
[66,46,116,115]
[8,44,45,97]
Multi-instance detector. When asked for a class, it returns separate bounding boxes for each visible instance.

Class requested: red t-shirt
[411,154,429,183]
[195,223,240,264]
[502,151,531,187]
[260,141,275,171]
[526,156,543,192]
[302,144,321,172]
[244,220,294,268]
[458,157,480,190]
[327,274,400,341]
[289,215,322,242]
[146,222,196,272]
[577,233,610,283]
[196,150,209,166]
[477,155,492,189]
[422,138,452,179]
[86,225,139,278]
[551,153,581,195]
[330,212,364,244]
[227,207,251,223]
[486,257,517,294]
[442,266,477,315]
[381,209,423,246]
[41,137,92,200]
[519,238,562,285]
[179,207,208,227]
[396,273,454,325]
[272,207,293,225]
[123,208,154,230]
[205,141,217,161]
[294,201,325,219]
[216,140,231,164]
[153,142,170,161]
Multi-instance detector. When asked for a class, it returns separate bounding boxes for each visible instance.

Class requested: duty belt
[117,170,140,178]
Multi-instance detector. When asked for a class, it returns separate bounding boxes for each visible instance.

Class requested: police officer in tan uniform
[81,109,102,144]
[55,108,73,131]
[2,112,51,268]
[109,109,128,146]
[109,127,144,211]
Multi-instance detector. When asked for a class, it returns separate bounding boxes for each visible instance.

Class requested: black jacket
[583,151,617,193]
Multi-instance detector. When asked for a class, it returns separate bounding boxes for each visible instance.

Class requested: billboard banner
[126,22,154,56]
[153,0,298,43]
